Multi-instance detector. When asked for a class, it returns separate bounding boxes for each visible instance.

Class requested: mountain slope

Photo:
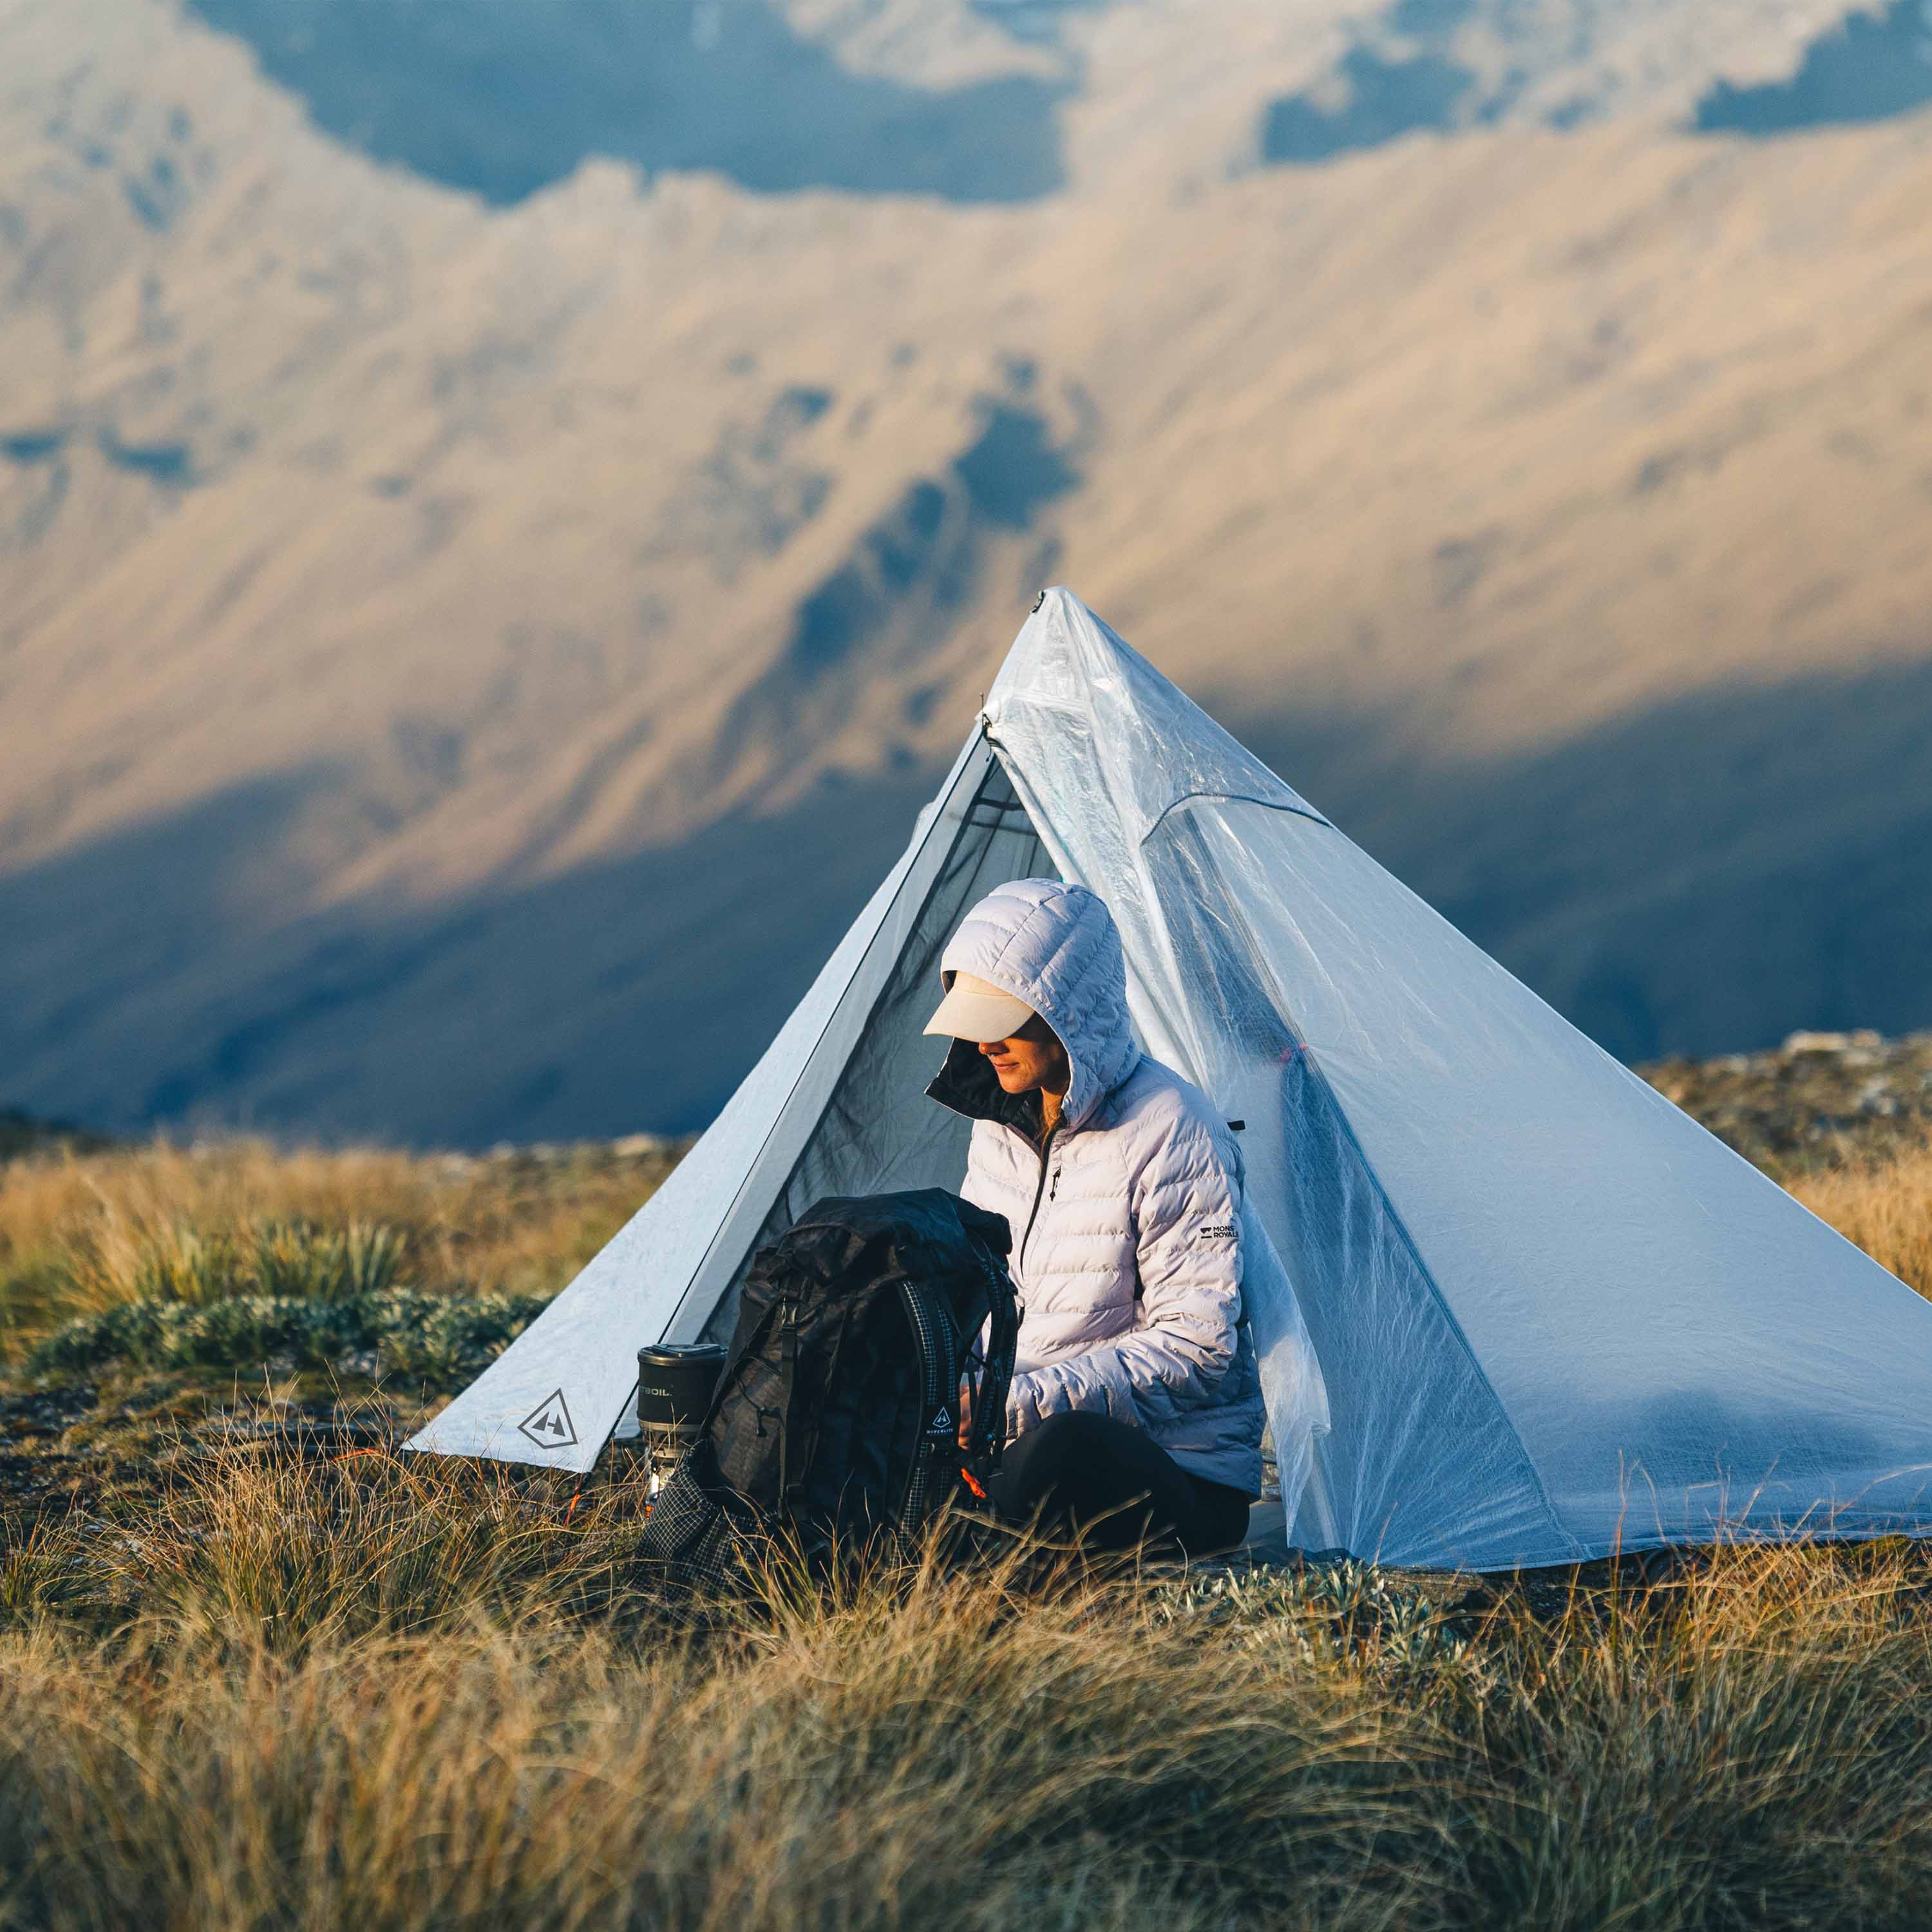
[4,0,1932,1142]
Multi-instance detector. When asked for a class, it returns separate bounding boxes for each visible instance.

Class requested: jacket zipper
[1018,1121,1061,1277]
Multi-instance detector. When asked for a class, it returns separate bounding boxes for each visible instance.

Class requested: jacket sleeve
[1007,1113,1243,1434]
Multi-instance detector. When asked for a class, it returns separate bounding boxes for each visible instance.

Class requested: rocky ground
[1641,1030,1932,1177]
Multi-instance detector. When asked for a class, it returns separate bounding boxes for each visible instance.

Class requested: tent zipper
[1018,1121,1061,1276]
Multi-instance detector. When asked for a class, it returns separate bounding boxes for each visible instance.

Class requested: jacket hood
[925,878,1141,1137]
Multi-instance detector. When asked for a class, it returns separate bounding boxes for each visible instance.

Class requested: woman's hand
[957,1382,973,1450]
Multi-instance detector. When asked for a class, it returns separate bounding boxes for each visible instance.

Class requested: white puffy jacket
[925,878,1264,1497]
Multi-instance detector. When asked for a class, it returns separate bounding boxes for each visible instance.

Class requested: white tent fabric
[410,589,1932,1571]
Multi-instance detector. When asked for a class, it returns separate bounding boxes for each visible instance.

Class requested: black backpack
[638,1188,1019,1585]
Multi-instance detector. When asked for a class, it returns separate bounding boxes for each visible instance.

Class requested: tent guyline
[410,589,1932,1571]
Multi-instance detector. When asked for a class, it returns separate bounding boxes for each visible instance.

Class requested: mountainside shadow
[1262,44,1478,165]
[1695,1,1932,137]
[187,0,1068,204]
[0,762,940,1146]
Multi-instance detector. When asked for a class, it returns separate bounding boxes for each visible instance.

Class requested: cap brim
[923,983,1036,1041]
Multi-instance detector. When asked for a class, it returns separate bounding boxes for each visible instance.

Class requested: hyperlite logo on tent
[517,1388,577,1450]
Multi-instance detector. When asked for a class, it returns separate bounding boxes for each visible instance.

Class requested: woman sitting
[923,878,1261,1557]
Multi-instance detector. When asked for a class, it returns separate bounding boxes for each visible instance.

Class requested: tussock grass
[1448,1546,1932,1927]
[6,1133,1932,1926]
[1789,1137,1932,1300]
[0,1445,1435,1931]
[0,1138,674,1365]
[5,1442,1932,1929]
[58,1435,643,1649]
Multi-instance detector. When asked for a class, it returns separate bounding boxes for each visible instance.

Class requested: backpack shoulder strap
[968,1253,1019,1475]
[896,1279,961,1533]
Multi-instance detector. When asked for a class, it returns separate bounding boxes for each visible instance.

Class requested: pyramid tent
[410,589,1932,1570]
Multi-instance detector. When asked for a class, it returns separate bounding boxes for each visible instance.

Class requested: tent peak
[987,586,1331,838]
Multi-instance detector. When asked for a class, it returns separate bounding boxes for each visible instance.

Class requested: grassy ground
[2,1120,1931,1927]
[0,1137,679,1519]
[0,1136,679,1357]
[4,1439,1932,1931]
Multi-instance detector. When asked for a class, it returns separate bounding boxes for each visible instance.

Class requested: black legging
[983,1410,1252,1556]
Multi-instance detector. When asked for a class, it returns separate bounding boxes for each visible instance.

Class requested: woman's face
[978,1015,1069,1097]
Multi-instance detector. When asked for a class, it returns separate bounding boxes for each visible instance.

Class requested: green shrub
[26,1287,550,1385]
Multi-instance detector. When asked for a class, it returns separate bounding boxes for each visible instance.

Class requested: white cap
[923,971,1036,1043]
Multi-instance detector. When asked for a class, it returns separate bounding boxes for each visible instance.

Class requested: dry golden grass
[5,1137,1932,1924]
[4,1440,1932,1931]
[0,1138,676,1363]
[0,1442,1428,1931]
[1789,1138,1932,1303]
